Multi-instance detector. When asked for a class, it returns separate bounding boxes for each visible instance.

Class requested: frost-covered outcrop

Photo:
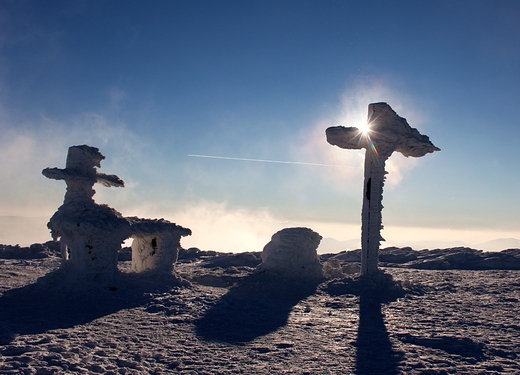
[47,203,131,276]
[325,247,520,270]
[42,145,124,205]
[43,145,130,277]
[128,218,192,273]
[326,103,439,276]
[43,145,191,278]
[0,242,61,259]
[256,227,323,279]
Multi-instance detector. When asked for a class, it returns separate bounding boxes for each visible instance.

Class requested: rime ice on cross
[326,102,440,275]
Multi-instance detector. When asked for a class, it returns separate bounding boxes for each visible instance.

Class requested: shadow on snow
[0,267,185,345]
[325,271,407,375]
[195,272,321,344]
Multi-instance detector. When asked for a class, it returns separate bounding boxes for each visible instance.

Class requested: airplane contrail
[187,154,358,168]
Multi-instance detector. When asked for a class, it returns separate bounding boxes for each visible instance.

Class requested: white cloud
[113,199,362,253]
[174,201,281,252]
[0,215,51,246]
[292,119,364,190]
[105,200,285,253]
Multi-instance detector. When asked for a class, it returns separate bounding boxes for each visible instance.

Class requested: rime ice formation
[42,145,124,205]
[128,218,191,273]
[256,227,324,279]
[326,103,439,276]
[43,145,191,277]
[42,145,130,276]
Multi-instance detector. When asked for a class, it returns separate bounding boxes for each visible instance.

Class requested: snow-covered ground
[1,244,519,374]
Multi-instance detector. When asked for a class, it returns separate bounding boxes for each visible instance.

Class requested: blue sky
[1,0,519,251]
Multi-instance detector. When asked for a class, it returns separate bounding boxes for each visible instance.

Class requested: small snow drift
[256,227,323,279]
[43,145,191,279]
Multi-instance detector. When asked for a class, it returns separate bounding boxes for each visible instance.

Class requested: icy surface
[0,248,519,374]
[256,227,324,279]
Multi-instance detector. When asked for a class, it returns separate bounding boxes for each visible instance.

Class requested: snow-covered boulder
[256,227,324,279]
[0,242,61,259]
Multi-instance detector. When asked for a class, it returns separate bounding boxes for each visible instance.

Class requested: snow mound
[256,227,324,279]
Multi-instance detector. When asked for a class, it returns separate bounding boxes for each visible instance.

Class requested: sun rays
[357,121,371,135]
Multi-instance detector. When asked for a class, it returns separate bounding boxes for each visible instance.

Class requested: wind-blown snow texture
[0,243,519,374]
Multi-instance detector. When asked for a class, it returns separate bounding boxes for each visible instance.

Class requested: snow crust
[256,227,324,279]
[0,248,519,374]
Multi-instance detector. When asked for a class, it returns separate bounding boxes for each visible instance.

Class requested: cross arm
[326,126,369,150]
[395,129,440,157]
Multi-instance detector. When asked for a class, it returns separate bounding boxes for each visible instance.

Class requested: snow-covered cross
[326,102,439,275]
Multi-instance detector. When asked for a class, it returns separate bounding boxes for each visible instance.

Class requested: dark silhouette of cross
[326,102,439,275]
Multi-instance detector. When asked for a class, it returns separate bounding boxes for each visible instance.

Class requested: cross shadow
[0,267,185,345]
[325,271,405,375]
[195,272,321,343]
[355,295,403,375]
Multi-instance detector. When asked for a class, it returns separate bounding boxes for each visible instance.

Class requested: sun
[357,121,370,135]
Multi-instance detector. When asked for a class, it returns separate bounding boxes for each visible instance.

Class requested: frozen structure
[129,217,191,274]
[256,227,323,279]
[326,103,439,275]
[43,145,191,277]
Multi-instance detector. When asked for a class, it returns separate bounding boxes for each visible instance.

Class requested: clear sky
[1,0,519,252]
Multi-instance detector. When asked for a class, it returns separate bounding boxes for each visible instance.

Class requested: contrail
[187,154,357,168]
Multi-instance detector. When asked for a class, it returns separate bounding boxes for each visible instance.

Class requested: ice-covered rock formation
[128,218,192,273]
[326,103,439,276]
[43,145,191,277]
[42,145,124,205]
[43,145,130,276]
[256,227,323,279]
